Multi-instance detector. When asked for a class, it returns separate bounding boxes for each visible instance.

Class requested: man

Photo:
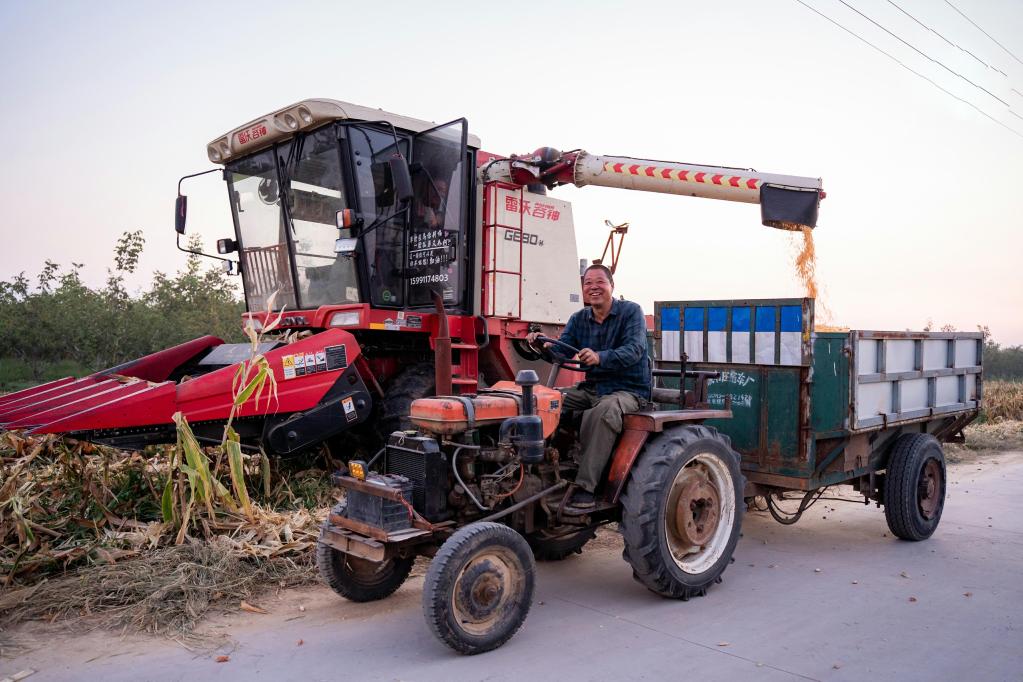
[527,264,651,513]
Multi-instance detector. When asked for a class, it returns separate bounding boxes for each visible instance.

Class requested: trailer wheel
[621,425,744,599]
[527,526,596,561]
[316,502,414,602]
[883,433,946,541]
[423,522,535,655]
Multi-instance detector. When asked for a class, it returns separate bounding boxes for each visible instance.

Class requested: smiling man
[527,263,651,513]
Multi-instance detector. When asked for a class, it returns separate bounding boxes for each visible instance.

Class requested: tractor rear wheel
[316,502,414,602]
[620,425,744,599]
[527,526,596,561]
[423,522,535,655]
[883,433,946,541]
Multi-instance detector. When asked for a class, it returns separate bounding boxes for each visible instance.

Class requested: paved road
[6,453,1022,681]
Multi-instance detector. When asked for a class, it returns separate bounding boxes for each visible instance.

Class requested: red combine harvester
[0,99,823,456]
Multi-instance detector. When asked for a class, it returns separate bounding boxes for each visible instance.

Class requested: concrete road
[6,453,1022,681]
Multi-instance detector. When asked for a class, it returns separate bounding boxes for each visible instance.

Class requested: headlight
[330,311,360,327]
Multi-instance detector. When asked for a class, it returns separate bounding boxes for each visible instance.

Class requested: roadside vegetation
[0,231,243,391]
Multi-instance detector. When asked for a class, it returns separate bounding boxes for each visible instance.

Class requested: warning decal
[342,396,357,422]
[325,344,348,371]
[282,355,296,380]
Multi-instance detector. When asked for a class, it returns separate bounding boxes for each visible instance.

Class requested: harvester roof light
[298,107,313,124]
[283,113,299,130]
[210,148,222,162]
[329,311,360,327]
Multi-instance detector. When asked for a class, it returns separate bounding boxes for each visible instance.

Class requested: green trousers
[562,385,643,493]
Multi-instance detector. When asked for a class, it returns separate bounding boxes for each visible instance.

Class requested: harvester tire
[316,502,414,602]
[526,526,596,561]
[378,363,435,438]
[423,522,535,655]
[620,425,744,600]
[883,433,946,541]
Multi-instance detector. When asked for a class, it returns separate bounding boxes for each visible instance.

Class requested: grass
[981,379,1023,422]
[0,357,92,393]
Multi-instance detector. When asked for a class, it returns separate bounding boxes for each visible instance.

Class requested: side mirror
[175,195,188,234]
[389,157,414,204]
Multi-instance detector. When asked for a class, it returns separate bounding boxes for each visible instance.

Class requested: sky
[1,0,1021,343]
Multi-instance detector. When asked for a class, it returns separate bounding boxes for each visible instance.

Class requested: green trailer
[652,297,983,539]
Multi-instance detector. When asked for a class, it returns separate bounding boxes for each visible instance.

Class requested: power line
[836,0,1008,107]
[792,0,1023,140]
[944,0,1023,67]
[887,0,1007,77]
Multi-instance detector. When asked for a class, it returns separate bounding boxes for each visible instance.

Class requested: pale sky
[1,0,1021,343]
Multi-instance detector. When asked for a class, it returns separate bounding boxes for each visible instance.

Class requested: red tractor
[0,98,822,463]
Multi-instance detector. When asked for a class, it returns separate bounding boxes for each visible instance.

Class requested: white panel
[779,332,801,365]
[955,339,978,368]
[661,331,680,362]
[922,340,947,370]
[857,382,892,418]
[755,332,774,364]
[857,339,878,375]
[935,376,959,406]
[684,332,704,362]
[886,340,916,373]
[491,189,579,323]
[965,374,978,400]
[901,378,929,412]
[731,332,750,364]
[707,332,727,362]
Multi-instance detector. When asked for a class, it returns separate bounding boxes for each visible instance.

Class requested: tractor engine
[365,371,568,528]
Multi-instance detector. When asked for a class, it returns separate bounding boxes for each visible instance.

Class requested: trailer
[653,297,982,539]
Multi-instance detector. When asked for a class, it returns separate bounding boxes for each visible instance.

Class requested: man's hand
[526,332,550,350]
[577,348,601,366]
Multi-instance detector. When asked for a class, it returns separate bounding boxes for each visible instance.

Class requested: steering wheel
[534,335,593,373]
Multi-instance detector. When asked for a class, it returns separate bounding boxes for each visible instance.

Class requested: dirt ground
[2,432,1021,680]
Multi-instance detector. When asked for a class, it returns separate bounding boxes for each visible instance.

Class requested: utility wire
[944,0,1023,67]
[793,0,1023,139]
[887,0,1007,77]
[837,0,1008,107]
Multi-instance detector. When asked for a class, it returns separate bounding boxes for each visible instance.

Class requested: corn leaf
[226,428,253,521]
[161,478,175,523]
[259,448,271,497]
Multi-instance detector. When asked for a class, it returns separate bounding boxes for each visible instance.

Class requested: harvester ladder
[481,181,525,320]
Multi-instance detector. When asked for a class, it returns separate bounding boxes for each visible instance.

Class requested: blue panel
[661,306,680,331]
[756,307,776,332]
[731,307,751,332]
[780,305,802,332]
[708,307,727,332]
[684,308,705,331]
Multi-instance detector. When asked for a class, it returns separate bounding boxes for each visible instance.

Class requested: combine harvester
[0,98,822,454]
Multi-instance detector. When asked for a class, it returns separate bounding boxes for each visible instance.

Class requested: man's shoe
[564,489,596,515]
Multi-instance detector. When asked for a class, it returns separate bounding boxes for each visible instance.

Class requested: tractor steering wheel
[534,335,593,373]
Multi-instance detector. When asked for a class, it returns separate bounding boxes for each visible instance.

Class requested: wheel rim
[918,458,943,520]
[344,555,392,580]
[664,452,736,575]
[450,547,523,636]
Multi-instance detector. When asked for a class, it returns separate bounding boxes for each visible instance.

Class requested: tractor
[320,338,745,654]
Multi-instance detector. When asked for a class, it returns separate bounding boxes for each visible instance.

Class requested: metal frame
[849,330,984,430]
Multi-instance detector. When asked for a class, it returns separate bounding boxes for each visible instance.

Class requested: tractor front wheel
[316,502,414,602]
[620,425,744,599]
[423,522,535,655]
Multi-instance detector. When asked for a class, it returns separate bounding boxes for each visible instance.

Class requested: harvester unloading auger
[0,99,823,455]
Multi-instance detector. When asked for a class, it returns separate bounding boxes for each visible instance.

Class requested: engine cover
[409,381,563,438]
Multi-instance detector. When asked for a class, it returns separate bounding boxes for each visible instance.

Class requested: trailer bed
[653,298,982,491]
